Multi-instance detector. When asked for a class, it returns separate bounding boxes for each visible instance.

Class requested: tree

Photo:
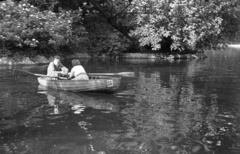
[0,0,87,56]
[2,0,240,56]
[26,0,134,55]
[127,0,240,51]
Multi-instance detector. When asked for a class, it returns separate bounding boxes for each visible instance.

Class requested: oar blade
[88,72,135,77]
[117,72,135,77]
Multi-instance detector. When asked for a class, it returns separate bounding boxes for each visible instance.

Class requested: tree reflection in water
[117,70,238,154]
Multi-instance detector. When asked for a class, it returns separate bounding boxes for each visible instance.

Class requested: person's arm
[67,67,75,79]
[59,63,69,75]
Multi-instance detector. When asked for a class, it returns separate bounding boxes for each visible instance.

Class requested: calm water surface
[1,49,240,154]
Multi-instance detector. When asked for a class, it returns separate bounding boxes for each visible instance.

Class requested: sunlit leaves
[128,0,236,51]
[0,0,86,53]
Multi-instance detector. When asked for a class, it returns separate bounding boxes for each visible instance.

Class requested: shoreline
[0,52,207,65]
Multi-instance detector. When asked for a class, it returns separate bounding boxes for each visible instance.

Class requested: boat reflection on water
[16,85,125,154]
[37,85,120,115]
[0,86,134,154]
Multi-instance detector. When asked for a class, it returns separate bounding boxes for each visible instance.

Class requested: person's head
[71,59,81,67]
[53,55,61,65]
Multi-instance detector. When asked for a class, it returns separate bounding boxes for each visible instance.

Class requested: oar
[13,69,58,78]
[14,69,135,78]
[87,72,135,77]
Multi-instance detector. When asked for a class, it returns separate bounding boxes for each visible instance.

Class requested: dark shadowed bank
[0,52,207,65]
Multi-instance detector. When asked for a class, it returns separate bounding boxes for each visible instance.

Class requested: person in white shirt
[68,59,89,80]
[47,55,68,77]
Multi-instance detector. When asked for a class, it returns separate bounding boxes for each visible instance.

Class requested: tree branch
[87,0,135,42]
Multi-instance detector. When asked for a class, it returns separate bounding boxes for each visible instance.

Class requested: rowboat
[37,75,121,93]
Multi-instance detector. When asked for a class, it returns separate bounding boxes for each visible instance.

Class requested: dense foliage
[81,0,240,52]
[128,0,240,51]
[83,14,130,57]
[1,0,240,57]
[0,0,87,57]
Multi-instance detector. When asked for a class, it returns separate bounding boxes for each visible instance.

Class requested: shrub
[128,0,239,51]
[0,0,87,56]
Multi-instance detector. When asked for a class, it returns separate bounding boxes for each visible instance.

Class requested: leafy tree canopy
[1,0,240,56]
[79,0,240,51]
[0,0,87,56]
[127,0,240,51]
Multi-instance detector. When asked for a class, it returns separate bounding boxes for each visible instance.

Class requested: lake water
[1,48,240,154]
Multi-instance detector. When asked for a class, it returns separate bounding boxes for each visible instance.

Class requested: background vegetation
[0,0,240,58]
